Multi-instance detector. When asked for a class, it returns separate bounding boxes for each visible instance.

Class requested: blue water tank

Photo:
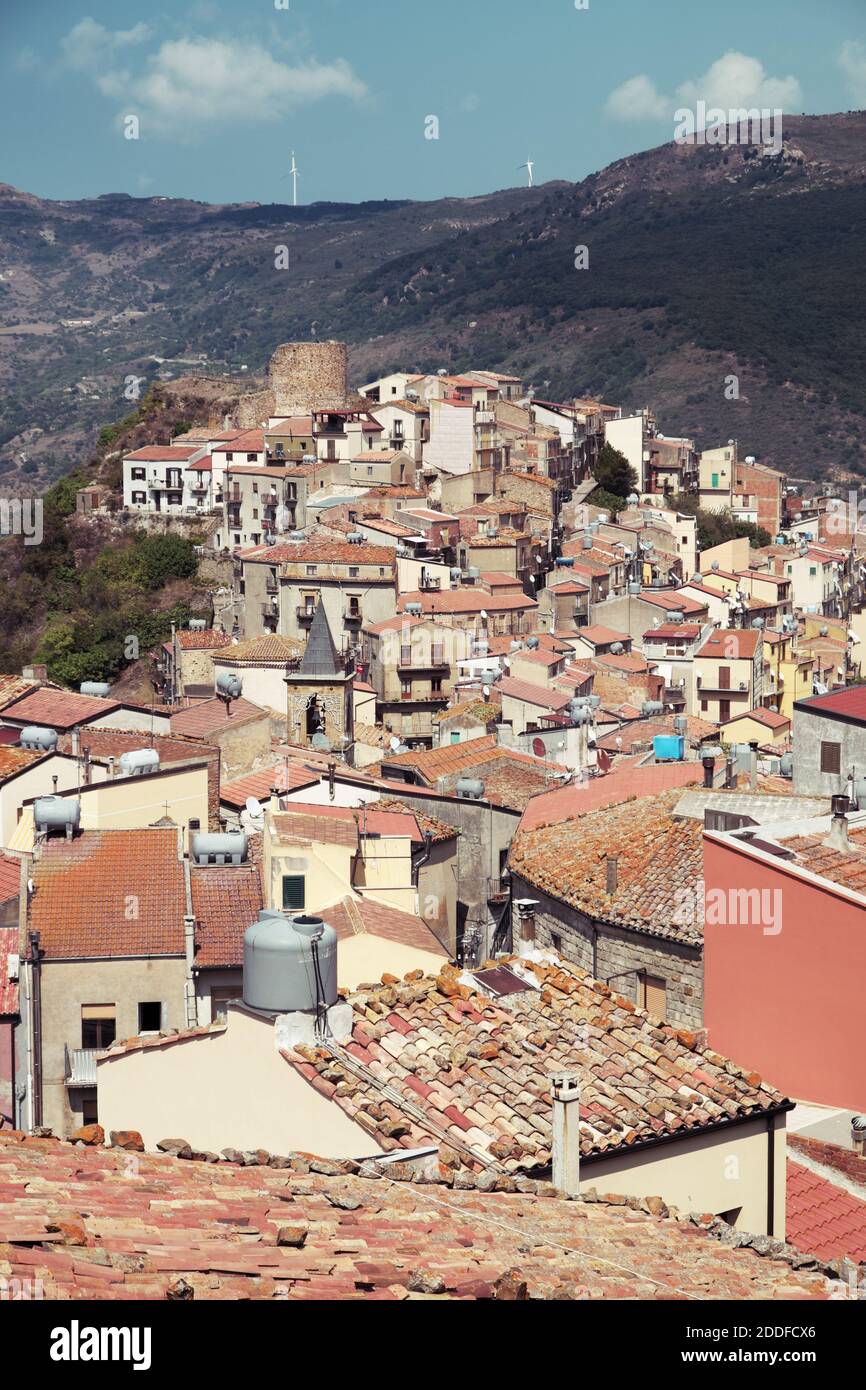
[653,734,684,762]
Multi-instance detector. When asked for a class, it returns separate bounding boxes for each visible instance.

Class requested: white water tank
[216,672,243,700]
[191,829,248,865]
[80,681,111,698]
[243,911,338,1013]
[119,749,160,776]
[34,796,80,836]
[20,726,58,752]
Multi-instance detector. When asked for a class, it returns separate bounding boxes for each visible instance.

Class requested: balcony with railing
[343,606,363,626]
[486,875,510,903]
[297,606,316,624]
[64,1045,98,1087]
[397,647,448,674]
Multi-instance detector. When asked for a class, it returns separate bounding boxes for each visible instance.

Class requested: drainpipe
[749,741,759,793]
[550,1070,581,1196]
[28,929,43,1129]
[766,1114,775,1237]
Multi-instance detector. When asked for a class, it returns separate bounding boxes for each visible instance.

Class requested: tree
[593,443,637,500]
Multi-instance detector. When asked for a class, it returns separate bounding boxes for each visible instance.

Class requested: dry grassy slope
[1,111,865,487]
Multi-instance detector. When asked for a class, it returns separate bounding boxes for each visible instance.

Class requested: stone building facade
[508,873,704,1030]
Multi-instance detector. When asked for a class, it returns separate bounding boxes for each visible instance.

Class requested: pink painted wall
[703,835,866,1111]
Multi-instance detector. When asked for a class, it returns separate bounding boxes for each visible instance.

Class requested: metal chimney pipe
[702,754,715,790]
[550,1070,581,1196]
[70,725,81,757]
[749,741,759,793]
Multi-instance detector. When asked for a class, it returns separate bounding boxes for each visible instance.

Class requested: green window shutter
[282,875,306,911]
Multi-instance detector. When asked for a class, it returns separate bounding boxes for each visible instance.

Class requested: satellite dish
[480,610,488,620]
[482,685,490,699]
[245,796,264,818]
[389,735,402,751]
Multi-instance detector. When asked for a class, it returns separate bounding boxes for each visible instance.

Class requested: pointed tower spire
[299,599,341,677]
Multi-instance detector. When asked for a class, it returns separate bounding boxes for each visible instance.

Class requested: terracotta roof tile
[212,635,304,665]
[511,791,704,946]
[192,864,264,969]
[173,629,232,651]
[0,1134,840,1301]
[0,925,19,1015]
[28,829,185,959]
[170,697,268,738]
[0,746,47,782]
[285,957,789,1169]
[786,1160,866,1263]
[1,688,120,731]
[318,896,448,957]
[220,761,320,808]
[516,762,707,832]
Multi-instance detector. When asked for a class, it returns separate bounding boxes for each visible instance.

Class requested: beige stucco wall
[77,764,209,838]
[97,1006,376,1157]
[0,755,107,847]
[582,1112,786,1238]
[337,934,446,988]
[264,833,354,913]
[210,714,272,780]
[353,834,415,913]
[41,956,188,1138]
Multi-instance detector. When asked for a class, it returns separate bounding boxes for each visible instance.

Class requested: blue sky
[2,0,865,206]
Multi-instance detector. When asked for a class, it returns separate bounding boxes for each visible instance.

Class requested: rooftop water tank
[665,611,684,624]
[641,700,664,715]
[673,715,688,734]
[188,619,207,632]
[779,751,794,779]
[450,568,462,581]
[118,749,160,777]
[752,617,765,630]
[243,911,338,1014]
[510,640,522,652]
[610,641,624,654]
[554,556,575,567]
[347,531,365,543]
[468,567,481,580]
[216,672,243,700]
[405,601,423,616]
[627,582,641,596]
[653,734,684,762]
[290,530,306,541]
[80,681,111,699]
[20,726,58,752]
[582,533,593,550]
[34,796,80,837]
[191,829,248,865]
[526,636,540,650]
[456,777,485,800]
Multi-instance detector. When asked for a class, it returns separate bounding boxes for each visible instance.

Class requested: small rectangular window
[282,875,306,911]
[820,741,841,774]
[138,1002,163,1034]
[306,565,317,576]
[640,974,667,1017]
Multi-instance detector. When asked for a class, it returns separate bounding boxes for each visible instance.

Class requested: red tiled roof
[270,811,359,850]
[212,634,303,665]
[398,589,537,615]
[191,864,264,969]
[639,591,706,615]
[318,895,448,957]
[511,791,704,945]
[28,829,185,959]
[172,629,232,651]
[0,1133,839,1300]
[696,629,762,660]
[643,624,702,640]
[576,626,631,646]
[57,727,217,768]
[220,762,320,809]
[517,761,707,832]
[0,926,18,1015]
[497,677,571,711]
[0,853,21,906]
[786,1160,866,1263]
[1,688,119,730]
[170,697,267,738]
[124,446,203,461]
[722,707,790,730]
[0,746,47,782]
[795,687,866,722]
[286,958,788,1169]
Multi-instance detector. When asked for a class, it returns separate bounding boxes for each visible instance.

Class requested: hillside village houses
[10,335,866,1289]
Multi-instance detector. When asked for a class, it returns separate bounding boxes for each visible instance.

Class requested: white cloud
[61,18,151,72]
[838,40,866,105]
[59,23,367,136]
[605,74,669,123]
[460,93,481,114]
[676,52,801,113]
[16,48,38,73]
[605,51,802,124]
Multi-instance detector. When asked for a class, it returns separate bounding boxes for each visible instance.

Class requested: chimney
[749,741,759,793]
[826,794,852,853]
[108,756,116,779]
[852,1115,866,1156]
[83,749,91,786]
[550,1070,581,1196]
[70,725,81,757]
[725,753,736,789]
[702,754,715,790]
[269,786,281,814]
[515,901,536,954]
[605,855,618,895]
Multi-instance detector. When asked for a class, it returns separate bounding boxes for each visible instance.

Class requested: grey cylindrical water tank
[80,681,111,698]
[191,829,248,865]
[189,619,207,632]
[243,911,338,1013]
[119,749,160,776]
[20,726,58,752]
[456,777,485,800]
[526,636,540,649]
[34,796,80,833]
[780,751,794,779]
[216,672,243,700]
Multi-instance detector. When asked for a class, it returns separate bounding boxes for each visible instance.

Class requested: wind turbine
[288,150,300,207]
[519,158,534,188]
